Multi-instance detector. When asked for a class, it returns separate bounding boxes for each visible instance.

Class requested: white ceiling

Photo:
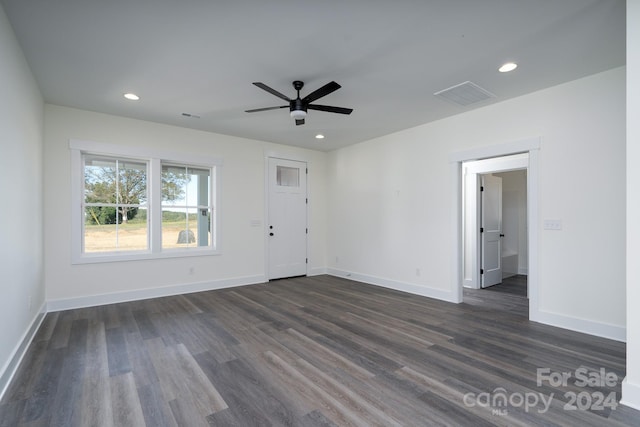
[1,0,625,151]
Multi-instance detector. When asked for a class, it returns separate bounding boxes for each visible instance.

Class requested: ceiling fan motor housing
[290,97,307,114]
[291,81,306,115]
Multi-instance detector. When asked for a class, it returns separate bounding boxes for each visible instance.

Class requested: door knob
[269,232,274,236]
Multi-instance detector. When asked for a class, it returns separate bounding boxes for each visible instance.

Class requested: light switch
[544,219,562,230]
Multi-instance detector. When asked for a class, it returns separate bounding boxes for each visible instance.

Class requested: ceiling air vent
[433,81,496,106]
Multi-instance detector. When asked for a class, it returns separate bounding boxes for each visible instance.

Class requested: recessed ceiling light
[498,62,518,73]
[123,93,140,101]
[315,134,325,139]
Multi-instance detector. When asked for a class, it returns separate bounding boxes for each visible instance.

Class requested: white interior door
[268,158,307,280]
[481,174,503,288]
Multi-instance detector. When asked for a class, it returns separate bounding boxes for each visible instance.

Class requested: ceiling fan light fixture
[290,109,307,120]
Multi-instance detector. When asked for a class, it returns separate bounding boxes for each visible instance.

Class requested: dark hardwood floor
[1,275,638,426]
[464,275,529,316]
[484,275,528,297]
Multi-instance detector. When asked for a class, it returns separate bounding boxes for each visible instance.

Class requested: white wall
[623,0,640,411]
[43,105,327,307]
[0,5,45,396]
[327,66,626,338]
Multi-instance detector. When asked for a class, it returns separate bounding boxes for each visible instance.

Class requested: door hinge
[306,198,308,204]
[480,269,484,274]
[480,227,484,233]
[480,186,484,192]
[306,258,308,264]
[306,228,308,234]
[306,167,308,174]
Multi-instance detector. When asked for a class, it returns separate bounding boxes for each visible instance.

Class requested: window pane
[161,163,212,250]
[161,208,211,249]
[85,157,117,204]
[162,165,187,203]
[277,166,299,187]
[84,208,148,252]
[187,167,210,207]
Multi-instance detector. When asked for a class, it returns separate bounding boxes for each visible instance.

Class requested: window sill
[71,248,220,265]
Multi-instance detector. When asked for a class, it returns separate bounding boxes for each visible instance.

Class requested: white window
[83,155,149,253]
[161,164,213,250]
[71,140,221,263]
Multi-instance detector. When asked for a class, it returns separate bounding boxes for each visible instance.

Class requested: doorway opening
[462,156,529,311]
[450,138,540,321]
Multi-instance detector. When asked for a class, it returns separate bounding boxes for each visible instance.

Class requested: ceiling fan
[245,80,353,125]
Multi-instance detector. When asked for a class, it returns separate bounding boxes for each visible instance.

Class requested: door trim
[450,137,540,323]
[264,152,311,280]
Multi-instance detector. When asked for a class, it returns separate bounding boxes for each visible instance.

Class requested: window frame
[160,162,215,251]
[82,154,151,254]
[71,140,222,264]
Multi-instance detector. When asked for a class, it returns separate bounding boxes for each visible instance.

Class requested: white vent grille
[434,81,496,106]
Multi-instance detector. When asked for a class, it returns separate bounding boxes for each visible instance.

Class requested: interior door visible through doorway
[481,174,503,288]
[268,158,307,280]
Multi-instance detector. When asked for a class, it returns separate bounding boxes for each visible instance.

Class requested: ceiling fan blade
[295,118,305,126]
[302,81,341,103]
[307,104,353,115]
[252,82,291,101]
[245,105,288,113]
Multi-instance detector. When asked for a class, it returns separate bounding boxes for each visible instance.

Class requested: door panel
[481,174,503,288]
[268,158,307,280]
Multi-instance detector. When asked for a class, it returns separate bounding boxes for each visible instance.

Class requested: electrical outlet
[416,268,421,277]
[544,219,563,230]
[189,267,195,275]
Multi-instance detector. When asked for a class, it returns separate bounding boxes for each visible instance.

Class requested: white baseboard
[621,378,640,410]
[0,301,47,402]
[47,274,267,312]
[518,267,528,275]
[531,309,626,342]
[463,278,479,289]
[308,267,328,276]
[326,268,458,303]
